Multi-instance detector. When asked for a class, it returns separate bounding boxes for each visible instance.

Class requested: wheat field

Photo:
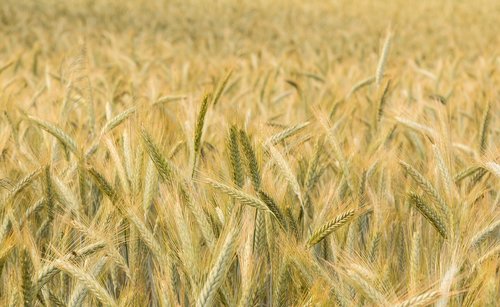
[0,0,499,306]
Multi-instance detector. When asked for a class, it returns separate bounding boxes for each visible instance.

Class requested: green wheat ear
[28,116,78,155]
[21,248,34,307]
[375,79,391,128]
[399,160,450,225]
[239,129,261,191]
[227,125,244,188]
[307,209,355,247]
[7,167,42,202]
[100,107,136,135]
[207,179,270,213]
[258,190,287,229]
[44,165,54,223]
[265,121,309,146]
[194,94,210,156]
[140,127,174,183]
[87,167,117,201]
[479,102,491,154]
[408,192,448,239]
[192,93,211,178]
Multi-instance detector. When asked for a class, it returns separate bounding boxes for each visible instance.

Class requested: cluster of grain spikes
[0,0,499,305]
